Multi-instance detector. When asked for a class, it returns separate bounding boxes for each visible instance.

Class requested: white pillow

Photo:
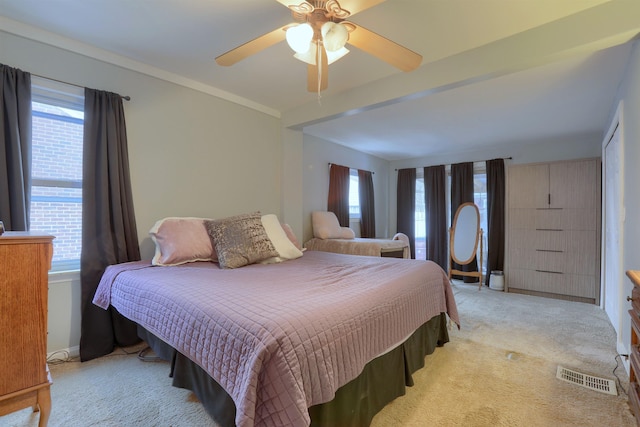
[311,211,343,239]
[261,214,304,263]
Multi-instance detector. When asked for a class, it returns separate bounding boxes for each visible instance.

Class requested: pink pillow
[281,223,303,251]
[149,217,217,266]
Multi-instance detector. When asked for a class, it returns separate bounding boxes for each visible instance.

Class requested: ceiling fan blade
[275,0,385,16]
[215,27,286,66]
[275,0,303,6]
[307,44,329,92]
[338,0,386,15]
[346,23,422,72]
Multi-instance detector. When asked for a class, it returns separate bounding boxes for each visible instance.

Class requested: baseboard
[47,345,80,361]
[618,340,631,374]
[508,287,596,304]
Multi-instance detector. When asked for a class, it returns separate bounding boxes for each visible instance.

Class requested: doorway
[602,105,624,356]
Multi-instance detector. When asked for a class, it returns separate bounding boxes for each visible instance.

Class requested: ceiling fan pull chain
[317,40,323,103]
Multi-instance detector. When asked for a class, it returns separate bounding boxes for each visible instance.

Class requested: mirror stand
[449,228,483,290]
[448,202,484,290]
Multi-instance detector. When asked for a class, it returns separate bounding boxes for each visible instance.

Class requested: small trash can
[490,270,504,291]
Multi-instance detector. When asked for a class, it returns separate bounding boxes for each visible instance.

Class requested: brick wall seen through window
[30,101,83,269]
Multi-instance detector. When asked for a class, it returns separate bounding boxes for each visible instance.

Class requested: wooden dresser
[627,270,640,425]
[0,232,54,426]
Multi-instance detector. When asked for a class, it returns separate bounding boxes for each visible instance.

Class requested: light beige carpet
[3,282,634,427]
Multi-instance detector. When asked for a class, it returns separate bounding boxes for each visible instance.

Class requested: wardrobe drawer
[509,248,596,276]
[510,229,596,252]
[509,208,596,231]
[508,269,596,298]
[534,208,597,230]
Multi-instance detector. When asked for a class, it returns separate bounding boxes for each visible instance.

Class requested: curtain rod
[32,73,131,101]
[328,162,375,174]
[395,156,512,171]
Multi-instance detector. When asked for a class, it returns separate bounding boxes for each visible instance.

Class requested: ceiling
[1,0,637,160]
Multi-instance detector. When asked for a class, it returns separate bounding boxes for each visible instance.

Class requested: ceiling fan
[215,0,422,93]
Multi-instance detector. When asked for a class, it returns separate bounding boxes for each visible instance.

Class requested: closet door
[508,164,548,208]
[549,160,599,209]
[508,163,548,295]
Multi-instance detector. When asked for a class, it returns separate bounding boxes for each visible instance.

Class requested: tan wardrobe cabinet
[507,158,601,304]
[0,232,54,426]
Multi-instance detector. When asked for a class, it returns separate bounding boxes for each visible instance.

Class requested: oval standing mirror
[450,202,480,265]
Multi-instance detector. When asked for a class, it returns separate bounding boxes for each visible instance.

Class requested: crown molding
[0,16,281,118]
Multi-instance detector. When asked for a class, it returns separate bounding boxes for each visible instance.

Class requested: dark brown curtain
[80,88,141,362]
[0,64,31,231]
[450,162,478,282]
[328,164,350,227]
[397,168,416,258]
[486,159,505,288]
[358,169,375,238]
[424,165,447,270]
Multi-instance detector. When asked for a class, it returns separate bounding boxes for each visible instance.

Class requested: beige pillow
[204,213,279,269]
[311,211,343,239]
[340,227,355,239]
[149,217,216,266]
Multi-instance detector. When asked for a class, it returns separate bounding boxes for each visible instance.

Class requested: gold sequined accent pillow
[204,213,278,269]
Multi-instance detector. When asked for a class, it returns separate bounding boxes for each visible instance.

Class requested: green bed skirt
[138,312,450,427]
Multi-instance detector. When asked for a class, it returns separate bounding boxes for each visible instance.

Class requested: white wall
[611,40,640,362]
[2,25,632,357]
[386,133,603,235]
[281,128,305,242]
[1,31,283,355]
[302,135,391,243]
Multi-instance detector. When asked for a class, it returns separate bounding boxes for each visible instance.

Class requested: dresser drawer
[631,337,640,385]
[632,309,640,341]
[629,379,640,424]
[633,287,640,315]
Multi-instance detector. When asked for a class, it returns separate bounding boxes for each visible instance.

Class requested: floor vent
[556,366,617,396]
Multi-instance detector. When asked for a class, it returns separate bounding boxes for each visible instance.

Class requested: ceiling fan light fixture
[321,21,348,52]
[294,42,349,65]
[286,23,313,54]
[294,48,316,65]
[326,46,349,64]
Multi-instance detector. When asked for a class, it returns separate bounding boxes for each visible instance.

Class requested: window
[414,165,488,266]
[473,172,488,273]
[29,77,84,272]
[348,169,360,219]
[415,172,426,260]
[446,169,488,270]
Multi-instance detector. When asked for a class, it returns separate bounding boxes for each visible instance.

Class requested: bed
[306,211,411,259]
[94,244,458,427]
[303,236,410,258]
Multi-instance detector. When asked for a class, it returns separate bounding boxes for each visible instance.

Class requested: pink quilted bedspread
[94,251,458,427]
